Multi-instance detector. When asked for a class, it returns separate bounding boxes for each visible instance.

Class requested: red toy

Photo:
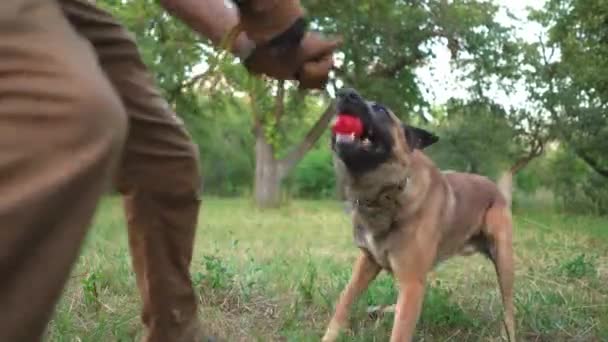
[332,114,364,137]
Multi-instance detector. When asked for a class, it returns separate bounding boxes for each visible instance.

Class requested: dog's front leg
[389,279,426,342]
[322,251,381,342]
[388,237,437,342]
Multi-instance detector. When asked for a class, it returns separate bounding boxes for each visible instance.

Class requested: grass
[46,196,608,341]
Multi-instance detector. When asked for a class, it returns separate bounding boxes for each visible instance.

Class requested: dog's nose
[336,87,361,102]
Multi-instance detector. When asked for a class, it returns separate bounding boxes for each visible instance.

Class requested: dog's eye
[371,103,388,115]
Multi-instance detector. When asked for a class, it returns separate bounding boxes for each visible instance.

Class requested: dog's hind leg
[484,205,516,342]
[322,251,381,342]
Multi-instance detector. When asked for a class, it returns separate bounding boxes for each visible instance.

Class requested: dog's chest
[353,222,392,270]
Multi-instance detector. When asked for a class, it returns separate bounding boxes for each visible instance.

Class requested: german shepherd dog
[322,88,515,342]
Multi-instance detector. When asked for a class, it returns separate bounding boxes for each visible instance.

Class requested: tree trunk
[254,131,283,208]
[251,101,336,208]
[509,156,534,174]
[509,142,545,175]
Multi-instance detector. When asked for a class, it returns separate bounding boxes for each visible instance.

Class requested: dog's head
[330,87,439,175]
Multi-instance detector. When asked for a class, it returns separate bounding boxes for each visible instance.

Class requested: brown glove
[243,31,341,89]
[295,32,342,89]
[234,0,305,45]
[234,0,341,89]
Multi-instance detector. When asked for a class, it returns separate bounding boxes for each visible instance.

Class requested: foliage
[97,0,204,109]
[428,99,515,177]
[98,0,256,196]
[289,144,336,199]
[95,0,608,209]
[194,97,256,196]
[545,146,608,215]
[513,158,545,194]
[530,0,608,178]
[306,0,519,121]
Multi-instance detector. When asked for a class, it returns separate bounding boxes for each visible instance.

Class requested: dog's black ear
[402,124,439,150]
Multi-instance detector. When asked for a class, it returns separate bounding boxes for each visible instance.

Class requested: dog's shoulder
[441,170,492,183]
[441,171,504,205]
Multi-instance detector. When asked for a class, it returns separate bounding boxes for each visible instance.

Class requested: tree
[98,0,203,112]
[433,3,559,179]
[189,52,336,206]
[246,79,335,207]
[530,0,608,177]
[304,0,536,194]
[98,0,592,206]
[429,99,515,176]
[98,0,339,206]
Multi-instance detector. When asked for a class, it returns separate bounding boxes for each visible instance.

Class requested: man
[0,0,340,341]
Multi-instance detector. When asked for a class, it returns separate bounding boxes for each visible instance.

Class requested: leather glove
[243,30,342,89]
[234,0,341,89]
[234,0,305,45]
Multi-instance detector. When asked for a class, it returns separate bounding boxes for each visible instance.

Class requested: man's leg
[60,1,204,341]
[0,0,128,340]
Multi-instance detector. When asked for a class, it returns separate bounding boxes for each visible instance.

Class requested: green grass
[46,197,608,341]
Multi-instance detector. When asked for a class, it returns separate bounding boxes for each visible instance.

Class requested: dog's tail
[497,170,513,207]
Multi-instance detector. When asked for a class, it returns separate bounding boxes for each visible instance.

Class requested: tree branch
[335,49,426,84]
[509,148,542,174]
[278,103,336,177]
[167,70,213,102]
[576,149,608,178]
[274,80,285,123]
[509,116,548,174]
[183,70,213,90]
[368,51,425,78]
[247,89,262,135]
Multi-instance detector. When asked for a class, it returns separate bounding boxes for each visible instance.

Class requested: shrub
[547,148,608,215]
[290,147,336,199]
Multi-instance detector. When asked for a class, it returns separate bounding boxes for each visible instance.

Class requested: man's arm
[159,0,254,59]
[159,0,341,89]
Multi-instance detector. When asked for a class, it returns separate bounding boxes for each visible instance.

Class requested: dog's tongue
[332,114,364,139]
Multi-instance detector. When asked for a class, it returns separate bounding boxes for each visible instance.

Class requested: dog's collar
[352,176,409,209]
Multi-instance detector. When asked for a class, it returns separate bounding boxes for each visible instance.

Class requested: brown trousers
[0,0,204,341]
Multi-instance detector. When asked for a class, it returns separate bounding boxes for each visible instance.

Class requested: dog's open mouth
[331,88,385,155]
[332,113,373,148]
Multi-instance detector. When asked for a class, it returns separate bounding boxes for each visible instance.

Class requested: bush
[290,147,336,199]
[547,147,608,215]
[186,98,256,197]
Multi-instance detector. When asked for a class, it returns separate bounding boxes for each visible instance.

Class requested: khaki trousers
[0,0,203,340]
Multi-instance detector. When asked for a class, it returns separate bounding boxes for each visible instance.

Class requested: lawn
[46,196,608,341]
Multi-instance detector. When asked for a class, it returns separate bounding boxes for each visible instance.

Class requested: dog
[321,88,515,342]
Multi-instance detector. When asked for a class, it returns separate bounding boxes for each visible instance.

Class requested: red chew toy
[332,114,364,137]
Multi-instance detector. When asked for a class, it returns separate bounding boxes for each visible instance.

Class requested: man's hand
[243,30,341,89]
[235,0,341,89]
[159,0,341,89]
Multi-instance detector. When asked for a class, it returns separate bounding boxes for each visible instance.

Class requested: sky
[416,0,547,111]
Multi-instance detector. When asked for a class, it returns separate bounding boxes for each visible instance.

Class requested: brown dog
[322,88,515,342]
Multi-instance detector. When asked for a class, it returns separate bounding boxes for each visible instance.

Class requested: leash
[202,24,245,93]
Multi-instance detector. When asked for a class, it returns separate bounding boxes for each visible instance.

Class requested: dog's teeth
[336,134,355,143]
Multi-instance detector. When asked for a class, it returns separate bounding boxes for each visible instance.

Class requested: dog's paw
[366,304,395,320]
[321,322,344,342]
